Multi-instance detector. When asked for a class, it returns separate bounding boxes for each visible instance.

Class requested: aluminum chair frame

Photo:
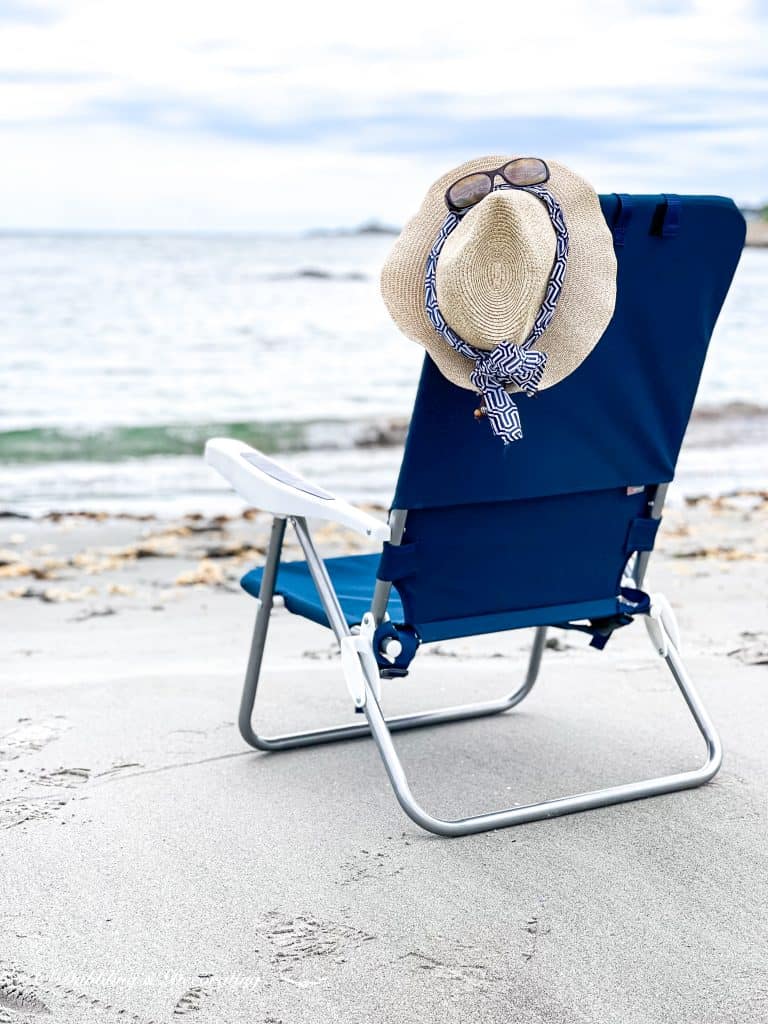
[238,499,722,838]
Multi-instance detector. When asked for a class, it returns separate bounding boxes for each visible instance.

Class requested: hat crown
[436,189,556,351]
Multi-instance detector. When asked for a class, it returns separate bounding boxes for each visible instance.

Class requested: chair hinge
[643,592,681,657]
[340,613,380,709]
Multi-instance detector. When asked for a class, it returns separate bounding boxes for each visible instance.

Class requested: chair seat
[241,554,402,630]
[241,553,650,642]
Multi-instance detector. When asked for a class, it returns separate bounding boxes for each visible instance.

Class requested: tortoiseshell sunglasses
[444,157,550,213]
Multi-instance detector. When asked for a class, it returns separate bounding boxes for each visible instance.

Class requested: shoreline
[1,406,767,520]
[0,484,767,525]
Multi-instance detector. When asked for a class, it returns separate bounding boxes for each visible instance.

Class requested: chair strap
[611,193,633,246]
[377,541,418,581]
[651,194,681,238]
[625,515,661,554]
[556,586,651,650]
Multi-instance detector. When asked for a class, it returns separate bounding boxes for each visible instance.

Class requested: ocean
[1,232,766,516]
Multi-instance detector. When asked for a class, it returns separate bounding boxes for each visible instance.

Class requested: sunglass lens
[447,173,492,210]
[502,158,549,186]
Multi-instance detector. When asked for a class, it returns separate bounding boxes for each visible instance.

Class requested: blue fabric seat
[240,194,745,650]
[242,554,404,629]
[240,553,643,639]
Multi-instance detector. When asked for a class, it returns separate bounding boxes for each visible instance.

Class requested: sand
[1,493,767,1023]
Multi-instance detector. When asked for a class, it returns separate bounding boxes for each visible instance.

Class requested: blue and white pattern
[425,183,569,444]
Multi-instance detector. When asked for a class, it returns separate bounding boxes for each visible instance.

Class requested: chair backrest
[382,194,745,642]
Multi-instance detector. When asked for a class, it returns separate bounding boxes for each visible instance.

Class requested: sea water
[1,232,766,516]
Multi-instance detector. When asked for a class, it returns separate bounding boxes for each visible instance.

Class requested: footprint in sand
[0,968,51,1016]
[255,911,375,973]
[0,718,71,761]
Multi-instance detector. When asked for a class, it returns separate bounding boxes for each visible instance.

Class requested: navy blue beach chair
[206,194,745,836]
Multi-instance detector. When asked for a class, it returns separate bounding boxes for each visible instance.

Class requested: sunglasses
[444,158,550,213]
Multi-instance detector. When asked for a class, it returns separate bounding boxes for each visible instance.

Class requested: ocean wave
[0,417,410,464]
[3,401,765,465]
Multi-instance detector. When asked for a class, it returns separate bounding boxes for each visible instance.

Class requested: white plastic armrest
[204,438,390,542]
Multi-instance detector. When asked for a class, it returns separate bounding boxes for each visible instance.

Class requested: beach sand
[1,495,767,1023]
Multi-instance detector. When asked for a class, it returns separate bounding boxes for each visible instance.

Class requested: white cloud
[0,0,765,228]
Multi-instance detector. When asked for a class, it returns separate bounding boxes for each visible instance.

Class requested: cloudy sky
[0,0,765,231]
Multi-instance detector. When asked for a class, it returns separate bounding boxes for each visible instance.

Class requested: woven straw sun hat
[380,155,617,394]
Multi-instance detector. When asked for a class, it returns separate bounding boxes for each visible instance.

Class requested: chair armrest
[204,438,391,542]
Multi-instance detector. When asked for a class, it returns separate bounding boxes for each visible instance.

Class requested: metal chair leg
[362,629,722,837]
[236,516,721,836]
[239,621,547,752]
[237,516,546,752]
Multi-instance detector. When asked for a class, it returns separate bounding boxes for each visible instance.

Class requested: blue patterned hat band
[424,183,569,444]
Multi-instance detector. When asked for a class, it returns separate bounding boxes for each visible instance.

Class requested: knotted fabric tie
[424,183,569,443]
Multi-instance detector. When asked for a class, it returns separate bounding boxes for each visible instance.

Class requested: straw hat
[381,155,617,393]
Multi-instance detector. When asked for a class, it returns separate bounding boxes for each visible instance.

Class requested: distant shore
[303,217,768,246]
[304,215,768,247]
[311,215,768,247]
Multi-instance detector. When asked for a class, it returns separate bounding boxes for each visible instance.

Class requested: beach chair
[206,194,744,836]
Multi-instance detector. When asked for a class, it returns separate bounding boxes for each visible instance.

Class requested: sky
[0,0,766,232]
